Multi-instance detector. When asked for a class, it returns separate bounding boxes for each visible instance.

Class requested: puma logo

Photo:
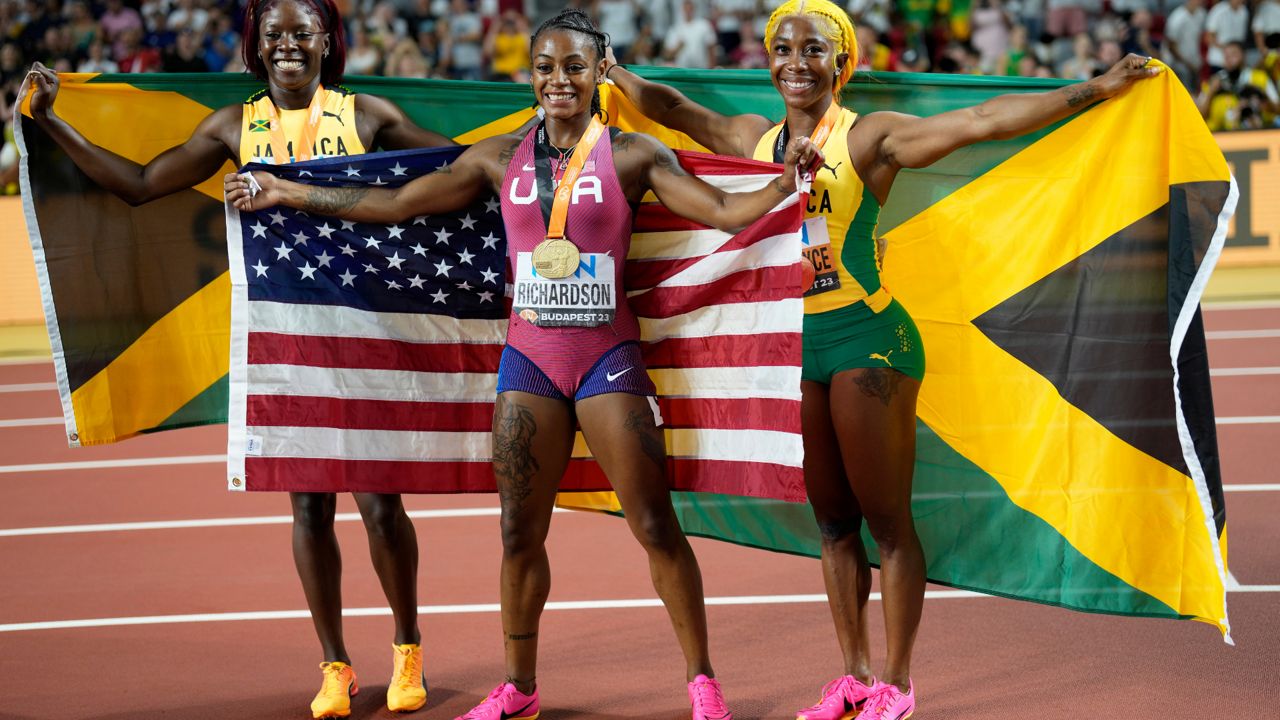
[869,350,894,366]
[822,160,843,178]
[322,110,344,126]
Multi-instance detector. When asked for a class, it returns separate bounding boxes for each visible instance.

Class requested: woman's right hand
[23,62,60,119]
[224,171,282,213]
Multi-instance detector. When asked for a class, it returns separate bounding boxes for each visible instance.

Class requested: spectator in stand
[168,0,209,34]
[485,9,529,81]
[971,0,1012,74]
[441,0,484,80]
[899,45,932,71]
[857,23,893,70]
[117,26,161,73]
[847,0,893,34]
[1198,40,1280,129]
[144,10,177,55]
[346,23,383,75]
[1205,0,1249,72]
[78,39,119,72]
[1,41,25,103]
[1164,0,1206,91]
[1096,38,1123,74]
[1059,31,1097,79]
[65,1,98,55]
[710,0,754,57]
[1256,0,1280,56]
[38,25,72,69]
[728,14,768,68]
[1000,22,1029,74]
[1122,9,1158,59]
[663,0,716,68]
[628,20,658,64]
[203,9,240,72]
[367,1,408,48]
[101,0,145,59]
[384,37,431,77]
[162,27,209,72]
[595,0,639,62]
[1045,0,1092,38]
[1007,0,1045,42]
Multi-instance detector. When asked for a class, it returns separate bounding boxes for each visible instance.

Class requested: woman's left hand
[779,136,823,192]
[1096,54,1162,99]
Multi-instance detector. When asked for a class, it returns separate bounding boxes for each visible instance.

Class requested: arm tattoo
[611,132,639,153]
[492,398,540,516]
[301,186,373,216]
[652,148,689,176]
[623,409,667,472]
[497,139,520,169]
[1063,83,1099,108]
[771,176,791,195]
[852,367,905,407]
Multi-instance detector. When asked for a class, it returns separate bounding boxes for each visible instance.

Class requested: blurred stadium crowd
[2,0,1278,191]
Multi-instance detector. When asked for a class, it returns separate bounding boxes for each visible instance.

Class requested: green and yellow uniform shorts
[801,298,926,383]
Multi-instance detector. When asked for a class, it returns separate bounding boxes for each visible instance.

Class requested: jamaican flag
[17,68,1231,633]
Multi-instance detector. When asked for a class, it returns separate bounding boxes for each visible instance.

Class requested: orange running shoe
[311,661,358,719]
[387,643,428,712]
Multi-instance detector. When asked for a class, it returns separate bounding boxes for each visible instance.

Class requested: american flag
[226,145,807,501]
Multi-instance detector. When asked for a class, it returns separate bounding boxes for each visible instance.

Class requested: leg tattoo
[493,401,539,515]
[624,409,666,471]
[853,368,905,407]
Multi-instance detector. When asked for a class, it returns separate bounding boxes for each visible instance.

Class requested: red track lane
[1,304,1277,719]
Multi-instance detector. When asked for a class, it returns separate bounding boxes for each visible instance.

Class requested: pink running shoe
[854,681,914,720]
[454,682,539,720]
[688,674,732,720]
[795,675,879,720]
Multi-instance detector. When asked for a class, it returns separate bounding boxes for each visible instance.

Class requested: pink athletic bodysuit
[496,124,656,402]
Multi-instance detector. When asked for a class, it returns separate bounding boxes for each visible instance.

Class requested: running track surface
[1,304,1277,719]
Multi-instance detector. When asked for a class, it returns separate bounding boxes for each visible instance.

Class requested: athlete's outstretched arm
[23,63,238,206]
[624,133,818,234]
[853,54,1159,200]
[224,136,516,223]
[603,51,774,158]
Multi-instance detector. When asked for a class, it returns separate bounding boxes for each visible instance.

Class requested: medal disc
[532,238,580,279]
[800,256,816,292]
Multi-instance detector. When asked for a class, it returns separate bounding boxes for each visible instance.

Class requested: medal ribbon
[773,100,841,163]
[533,116,606,239]
[263,85,327,164]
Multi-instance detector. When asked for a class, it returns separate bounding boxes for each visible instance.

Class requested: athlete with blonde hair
[604,1,1159,718]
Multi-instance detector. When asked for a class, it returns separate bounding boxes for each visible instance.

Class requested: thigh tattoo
[853,367,905,407]
[623,409,666,471]
[493,400,539,515]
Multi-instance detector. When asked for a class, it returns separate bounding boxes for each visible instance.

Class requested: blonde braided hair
[763,0,858,98]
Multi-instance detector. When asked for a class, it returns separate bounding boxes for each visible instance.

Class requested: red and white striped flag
[226,147,806,501]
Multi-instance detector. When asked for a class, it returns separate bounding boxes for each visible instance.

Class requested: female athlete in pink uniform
[226,9,819,719]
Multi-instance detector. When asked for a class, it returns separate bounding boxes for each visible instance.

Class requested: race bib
[801,216,841,297]
[514,252,616,328]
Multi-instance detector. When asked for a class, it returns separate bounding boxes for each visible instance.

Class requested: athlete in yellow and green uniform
[603,0,1158,717]
[23,0,454,716]
[752,105,925,384]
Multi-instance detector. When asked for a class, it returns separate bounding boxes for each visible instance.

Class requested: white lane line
[0,455,226,474]
[0,358,51,367]
[0,507,540,537]
[1210,367,1280,376]
[0,592,977,633]
[1217,416,1280,425]
[6,587,1277,634]
[1204,300,1280,311]
[1,484,1273,537]
[0,382,57,393]
[1206,329,1280,339]
[0,417,62,428]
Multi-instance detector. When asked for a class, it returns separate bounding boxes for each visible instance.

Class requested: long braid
[764,0,859,99]
[531,8,610,117]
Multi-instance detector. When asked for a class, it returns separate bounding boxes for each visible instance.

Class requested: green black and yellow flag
[18,68,1230,633]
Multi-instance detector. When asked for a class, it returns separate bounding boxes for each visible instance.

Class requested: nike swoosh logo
[501,699,537,720]
[522,163,536,171]
[606,367,633,382]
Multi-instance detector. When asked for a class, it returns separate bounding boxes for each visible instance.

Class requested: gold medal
[531,237,580,279]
